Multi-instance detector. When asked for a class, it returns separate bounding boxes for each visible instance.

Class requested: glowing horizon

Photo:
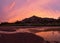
[0,0,60,23]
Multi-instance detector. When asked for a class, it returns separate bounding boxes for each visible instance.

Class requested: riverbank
[0,26,60,32]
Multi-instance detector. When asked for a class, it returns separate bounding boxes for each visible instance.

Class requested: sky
[0,0,60,23]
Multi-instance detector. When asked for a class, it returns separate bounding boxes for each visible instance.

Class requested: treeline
[0,16,60,26]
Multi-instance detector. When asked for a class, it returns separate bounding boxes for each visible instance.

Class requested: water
[35,31,60,42]
[0,26,60,42]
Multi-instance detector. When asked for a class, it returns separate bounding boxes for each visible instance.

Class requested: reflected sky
[35,31,60,42]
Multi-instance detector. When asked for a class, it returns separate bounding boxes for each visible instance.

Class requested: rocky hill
[0,15,60,26]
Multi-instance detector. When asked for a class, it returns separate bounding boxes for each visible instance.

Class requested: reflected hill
[0,15,60,26]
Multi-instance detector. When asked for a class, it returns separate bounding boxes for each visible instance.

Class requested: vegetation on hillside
[0,16,60,26]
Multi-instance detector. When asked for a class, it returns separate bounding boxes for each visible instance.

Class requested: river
[0,26,60,43]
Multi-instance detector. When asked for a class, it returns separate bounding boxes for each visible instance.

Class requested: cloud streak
[4,0,15,12]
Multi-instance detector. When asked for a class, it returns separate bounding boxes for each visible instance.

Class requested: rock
[0,33,46,43]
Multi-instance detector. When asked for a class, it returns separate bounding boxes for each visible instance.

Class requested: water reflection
[35,31,60,42]
[0,26,60,43]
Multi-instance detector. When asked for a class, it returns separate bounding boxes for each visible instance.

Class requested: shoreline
[0,26,60,28]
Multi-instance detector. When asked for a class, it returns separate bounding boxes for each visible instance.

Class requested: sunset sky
[0,0,60,23]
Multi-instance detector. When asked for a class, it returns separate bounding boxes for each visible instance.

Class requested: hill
[0,15,60,26]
